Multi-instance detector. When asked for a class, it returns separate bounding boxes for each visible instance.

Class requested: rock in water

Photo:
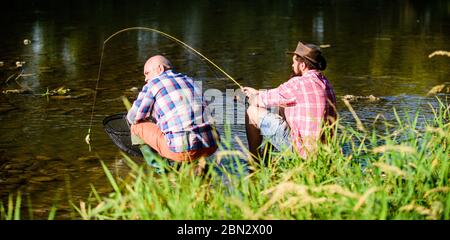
[77,156,99,162]
[342,94,381,103]
[29,176,55,182]
[130,87,139,92]
[2,89,31,94]
[367,95,380,102]
[427,84,450,96]
[35,155,52,161]
[15,61,25,68]
[35,155,62,162]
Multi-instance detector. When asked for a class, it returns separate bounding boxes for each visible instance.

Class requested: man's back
[127,69,217,152]
[149,70,205,132]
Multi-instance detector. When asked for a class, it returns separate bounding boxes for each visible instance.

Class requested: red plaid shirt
[258,70,337,157]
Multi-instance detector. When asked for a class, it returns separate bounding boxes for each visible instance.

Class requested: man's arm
[241,87,264,106]
[242,78,297,108]
[126,84,156,125]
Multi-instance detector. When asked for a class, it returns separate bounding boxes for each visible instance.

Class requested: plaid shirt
[127,69,218,152]
[258,70,337,157]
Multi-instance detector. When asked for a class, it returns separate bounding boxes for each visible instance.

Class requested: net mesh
[103,113,143,157]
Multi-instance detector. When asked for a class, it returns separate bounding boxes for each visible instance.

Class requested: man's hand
[241,87,260,106]
[242,87,259,96]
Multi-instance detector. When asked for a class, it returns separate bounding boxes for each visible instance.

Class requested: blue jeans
[258,112,293,152]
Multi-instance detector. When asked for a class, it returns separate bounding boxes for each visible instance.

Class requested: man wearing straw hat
[242,41,337,159]
[127,55,218,162]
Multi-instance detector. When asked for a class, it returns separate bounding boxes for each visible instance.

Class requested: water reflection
[32,21,44,56]
[183,5,202,74]
[136,29,153,63]
[312,10,324,43]
[62,34,78,77]
[30,20,43,89]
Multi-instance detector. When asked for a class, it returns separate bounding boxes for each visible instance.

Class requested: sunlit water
[0,0,449,219]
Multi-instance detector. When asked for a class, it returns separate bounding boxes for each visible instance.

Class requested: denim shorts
[258,112,293,152]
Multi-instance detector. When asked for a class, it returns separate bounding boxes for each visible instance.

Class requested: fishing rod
[85,27,243,150]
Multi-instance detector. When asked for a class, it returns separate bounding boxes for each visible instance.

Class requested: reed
[2,100,449,220]
[75,99,450,220]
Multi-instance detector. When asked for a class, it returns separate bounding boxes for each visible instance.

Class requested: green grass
[0,192,22,220]
[71,100,450,220]
[0,191,59,220]
[2,101,449,220]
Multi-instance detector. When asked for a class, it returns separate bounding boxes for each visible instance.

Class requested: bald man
[127,55,218,162]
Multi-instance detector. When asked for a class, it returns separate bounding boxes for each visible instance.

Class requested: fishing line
[85,27,242,150]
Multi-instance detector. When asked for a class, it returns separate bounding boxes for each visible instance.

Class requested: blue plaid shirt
[127,69,218,152]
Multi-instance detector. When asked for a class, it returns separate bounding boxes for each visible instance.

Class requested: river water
[0,0,449,219]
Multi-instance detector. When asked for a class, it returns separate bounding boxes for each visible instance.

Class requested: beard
[289,69,302,78]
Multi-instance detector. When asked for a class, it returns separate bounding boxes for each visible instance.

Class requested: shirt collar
[146,69,175,83]
[303,69,320,76]
[163,69,175,76]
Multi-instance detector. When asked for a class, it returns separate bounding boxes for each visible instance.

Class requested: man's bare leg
[245,105,268,160]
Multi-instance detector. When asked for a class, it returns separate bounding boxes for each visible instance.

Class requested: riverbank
[80,100,450,219]
[4,100,447,220]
